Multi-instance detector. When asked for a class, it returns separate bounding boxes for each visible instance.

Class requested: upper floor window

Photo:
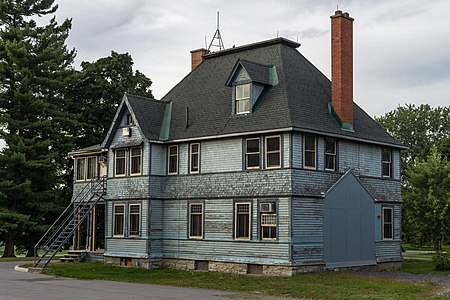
[190,143,200,174]
[76,156,97,181]
[382,148,392,178]
[235,202,251,240]
[76,158,86,181]
[325,138,336,171]
[189,203,203,239]
[382,207,393,240]
[168,145,178,175]
[245,138,260,169]
[115,149,126,177]
[130,147,142,175]
[235,84,251,114]
[304,134,316,169]
[265,136,281,168]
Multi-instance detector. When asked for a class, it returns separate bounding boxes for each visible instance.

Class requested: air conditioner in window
[122,127,131,137]
[260,203,275,213]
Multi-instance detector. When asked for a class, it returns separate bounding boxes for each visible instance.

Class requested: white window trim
[128,203,141,237]
[234,202,252,240]
[189,143,200,174]
[265,135,281,169]
[75,156,98,182]
[114,149,127,177]
[382,148,392,178]
[188,203,204,239]
[303,134,317,170]
[235,83,251,114]
[113,204,125,237]
[325,138,336,171]
[130,147,142,176]
[245,138,260,170]
[168,145,178,175]
[382,207,394,240]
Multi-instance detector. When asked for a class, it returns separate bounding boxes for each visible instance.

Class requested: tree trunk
[2,234,16,257]
[434,238,442,253]
[26,244,35,257]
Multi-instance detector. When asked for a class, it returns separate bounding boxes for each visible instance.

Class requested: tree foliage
[402,147,450,251]
[375,104,450,169]
[0,0,77,256]
[69,51,153,149]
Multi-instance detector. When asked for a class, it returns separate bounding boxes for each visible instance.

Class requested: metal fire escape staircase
[33,178,106,268]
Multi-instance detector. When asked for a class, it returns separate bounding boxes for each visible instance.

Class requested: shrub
[432,253,450,271]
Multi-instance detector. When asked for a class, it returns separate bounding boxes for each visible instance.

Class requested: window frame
[189,143,200,174]
[304,134,317,169]
[168,145,178,175]
[234,202,252,240]
[113,204,125,237]
[245,137,260,170]
[382,148,392,178]
[128,203,141,237]
[188,203,204,239]
[130,147,142,176]
[235,83,251,114]
[324,138,337,171]
[382,207,394,240]
[75,157,86,182]
[126,113,134,125]
[115,149,127,177]
[259,201,277,241]
[265,135,281,169]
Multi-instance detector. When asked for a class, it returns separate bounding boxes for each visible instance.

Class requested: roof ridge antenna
[207,11,225,52]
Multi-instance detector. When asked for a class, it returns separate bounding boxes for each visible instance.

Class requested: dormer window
[126,113,134,125]
[236,84,251,114]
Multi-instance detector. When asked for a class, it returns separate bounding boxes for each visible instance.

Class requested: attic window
[126,113,134,125]
[235,84,251,114]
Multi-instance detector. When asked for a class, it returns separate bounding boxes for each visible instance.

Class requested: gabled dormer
[226,59,278,115]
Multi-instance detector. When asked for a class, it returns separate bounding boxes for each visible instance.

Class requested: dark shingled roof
[125,94,168,141]
[161,37,403,148]
[235,60,273,85]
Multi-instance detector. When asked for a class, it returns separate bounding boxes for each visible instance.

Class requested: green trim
[328,103,354,132]
[159,102,172,141]
[269,66,279,86]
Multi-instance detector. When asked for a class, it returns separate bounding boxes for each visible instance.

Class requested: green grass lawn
[34,262,444,300]
[401,259,450,275]
[403,243,450,252]
[402,253,435,260]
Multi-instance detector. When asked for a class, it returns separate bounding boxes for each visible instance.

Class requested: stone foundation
[104,256,162,269]
[209,261,247,275]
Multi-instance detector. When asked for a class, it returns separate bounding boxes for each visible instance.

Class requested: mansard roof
[161,37,404,148]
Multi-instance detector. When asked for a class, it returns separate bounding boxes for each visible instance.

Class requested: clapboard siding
[151,144,166,176]
[162,239,290,264]
[201,138,242,173]
[292,197,324,264]
[375,241,402,262]
[292,132,302,168]
[105,238,148,258]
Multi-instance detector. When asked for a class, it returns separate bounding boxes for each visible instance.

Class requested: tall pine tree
[0,0,77,256]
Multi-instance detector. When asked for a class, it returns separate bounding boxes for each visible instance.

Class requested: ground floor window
[128,204,141,236]
[260,202,277,240]
[189,203,203,238]
[235,202,251,239]
[382,207,393,240]
[113,204,125,236]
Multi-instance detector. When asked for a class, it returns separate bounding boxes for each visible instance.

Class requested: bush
[432,253,450,270]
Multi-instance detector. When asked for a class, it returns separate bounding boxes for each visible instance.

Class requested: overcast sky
[0,0,449,150]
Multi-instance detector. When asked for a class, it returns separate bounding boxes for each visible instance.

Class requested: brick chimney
[190,48,208,71]
[331,10,354,129]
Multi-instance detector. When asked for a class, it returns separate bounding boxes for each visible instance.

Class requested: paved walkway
[1,262,284,300]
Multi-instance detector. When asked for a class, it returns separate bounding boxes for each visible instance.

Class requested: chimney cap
[331,10,354,21]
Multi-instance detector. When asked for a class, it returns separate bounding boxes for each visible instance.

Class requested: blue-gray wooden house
[42,11,404,275]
